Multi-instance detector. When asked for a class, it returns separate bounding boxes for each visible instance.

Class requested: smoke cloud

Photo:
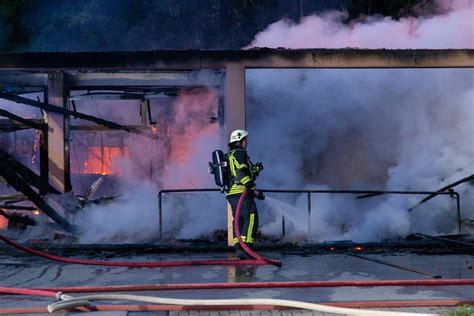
[248,68,473,242]
[73,81,224,243]
[75,181,159,243]
[244,0,474,242]
[247,0,473,49]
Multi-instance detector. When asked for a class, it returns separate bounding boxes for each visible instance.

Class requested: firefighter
[226,129,264,259]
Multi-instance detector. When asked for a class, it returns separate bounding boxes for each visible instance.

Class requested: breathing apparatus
[208,149,229,192]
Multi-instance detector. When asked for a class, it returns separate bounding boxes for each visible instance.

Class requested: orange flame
[0,212,8,230]
[164,87,219,188]
[82,147,129,175]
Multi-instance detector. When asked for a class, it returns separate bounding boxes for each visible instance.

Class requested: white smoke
[76,181,159,243]
[73,74,225,243]
[252,68,474,241]
[245,0,474,242]
[247,0,473,49]
[75,129,225,243]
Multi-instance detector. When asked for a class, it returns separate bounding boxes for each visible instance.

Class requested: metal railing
[158,188,461,240]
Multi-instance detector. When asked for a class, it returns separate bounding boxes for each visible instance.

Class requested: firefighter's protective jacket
[226,148,259,196]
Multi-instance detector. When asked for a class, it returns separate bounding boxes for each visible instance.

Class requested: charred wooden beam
[66,71,223,88]
[0,120,33,132]
[0,193,27,203]
[0,148,60,195]
[0,159,76,233]
[0,208,36,229]
[0,109,47,130]
[70,125,150,131]
[0,205,36,211]
[69,93,143,101]
[0,209,11,220]
[0,49,472,70]
[0,92,158,139]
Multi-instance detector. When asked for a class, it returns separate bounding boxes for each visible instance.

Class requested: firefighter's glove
[255,190,265,200]
[245,181,255,189]
[255,162,264,172]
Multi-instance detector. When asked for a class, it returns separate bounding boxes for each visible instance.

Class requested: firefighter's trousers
[227,193,259,245]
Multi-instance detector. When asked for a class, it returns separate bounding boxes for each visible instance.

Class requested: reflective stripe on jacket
[226,148,256,196]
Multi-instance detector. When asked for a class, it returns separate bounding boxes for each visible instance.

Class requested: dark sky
[0,0,429,52]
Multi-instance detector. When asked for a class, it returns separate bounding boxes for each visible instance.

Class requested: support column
[224,64,246,246]
[140,98,148,126]
[47,72,71,193]
[224,64,246,139]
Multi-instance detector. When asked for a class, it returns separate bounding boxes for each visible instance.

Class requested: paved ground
[0,244,473,315]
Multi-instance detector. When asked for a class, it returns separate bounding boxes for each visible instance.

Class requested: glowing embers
[0,213,7,230]
[31,130,40,166]
[150,124,158,135]
[354,245,365,252]
[327,245,365,252]
[82,147,129,175]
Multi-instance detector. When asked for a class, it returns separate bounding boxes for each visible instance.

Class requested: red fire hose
[0,190,280,267]
[35,278,474,293]
[0,286,57,298]
[0,234,267,267]
[1,280,473,315]
[233,190,281,266]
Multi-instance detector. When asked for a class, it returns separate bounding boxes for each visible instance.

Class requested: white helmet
[229,129,249,144]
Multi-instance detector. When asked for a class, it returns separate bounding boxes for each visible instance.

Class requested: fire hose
[232,189,281,266]
[0,189,280,267]
[0,234,268,267]
[3,301,474,314]
[45,293,438,315]
[0,286,438,315]
[35,278,474,293]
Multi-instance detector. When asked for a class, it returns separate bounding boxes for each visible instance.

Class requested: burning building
[0,49,473,243]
